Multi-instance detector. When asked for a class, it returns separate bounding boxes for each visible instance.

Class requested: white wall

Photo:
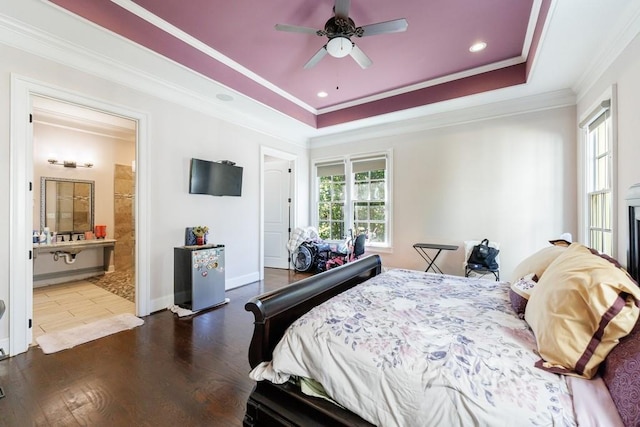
[577,32,640,265]
[311,106,578,279]
[0,42,309,346]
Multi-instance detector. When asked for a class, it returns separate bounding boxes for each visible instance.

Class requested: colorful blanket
[250,269,576,426]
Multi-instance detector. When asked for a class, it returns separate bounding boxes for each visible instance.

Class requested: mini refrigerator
[174,244,225,311]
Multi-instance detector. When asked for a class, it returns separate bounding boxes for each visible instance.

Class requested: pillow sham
[524,243,640,378]
[508,274,537,317]
[510,245,566,284]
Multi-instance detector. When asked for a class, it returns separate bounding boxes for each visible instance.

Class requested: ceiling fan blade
[359,18,408,37]
[334,0,351,19]
[303,46,328,69]
[350,44,372,69]
[275,24,321,35]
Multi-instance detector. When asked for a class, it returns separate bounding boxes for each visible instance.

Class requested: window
[582,100,614,256]
[316,162,346,241]
[315,153,391,247]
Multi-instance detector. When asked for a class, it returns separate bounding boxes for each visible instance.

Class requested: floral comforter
[250,269,576,426]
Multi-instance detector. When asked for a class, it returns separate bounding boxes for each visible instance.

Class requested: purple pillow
[509,275,537,318]
[601,319,640,426]
[509,289,528,318]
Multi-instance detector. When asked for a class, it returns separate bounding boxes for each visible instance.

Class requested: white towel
[168,304,199,317]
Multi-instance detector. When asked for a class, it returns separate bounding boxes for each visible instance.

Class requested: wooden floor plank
[0,268,309,426]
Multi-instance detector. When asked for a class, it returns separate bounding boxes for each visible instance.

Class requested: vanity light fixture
[48,159,93,168]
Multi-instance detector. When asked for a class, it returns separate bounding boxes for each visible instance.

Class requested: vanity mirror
[40,177,95,234]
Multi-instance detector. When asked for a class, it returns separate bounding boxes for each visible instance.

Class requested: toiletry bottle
[33,231,39,244]
[39,230,46,244]
[44,227,51,245]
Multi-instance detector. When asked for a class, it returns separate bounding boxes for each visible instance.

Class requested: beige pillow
[510,245,566,283]
[525,243,640,378]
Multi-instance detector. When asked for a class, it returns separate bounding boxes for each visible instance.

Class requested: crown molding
[309,89,576,148]
[108,0,317,115]
[316,57,525,114]
[0,10,311,147]
[573,1,640,101]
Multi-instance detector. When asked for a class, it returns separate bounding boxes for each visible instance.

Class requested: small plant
[192,226,209,237]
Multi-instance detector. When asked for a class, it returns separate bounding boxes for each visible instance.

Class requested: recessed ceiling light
[216,93,234,102]
[317,91,328,98]
[469,42,487,53]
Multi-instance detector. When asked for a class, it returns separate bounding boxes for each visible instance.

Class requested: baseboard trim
[148,271,260,314]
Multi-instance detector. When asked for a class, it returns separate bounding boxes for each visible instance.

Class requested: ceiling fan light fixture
[326,36,353,58]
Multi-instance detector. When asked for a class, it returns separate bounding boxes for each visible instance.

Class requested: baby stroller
[292,230,367,273]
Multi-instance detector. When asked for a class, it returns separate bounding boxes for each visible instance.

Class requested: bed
[244,244,640,426]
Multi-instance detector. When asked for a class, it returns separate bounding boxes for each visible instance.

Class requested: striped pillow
[524,243,640,378]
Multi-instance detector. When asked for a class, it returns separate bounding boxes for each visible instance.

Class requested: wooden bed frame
[243,255,382,427]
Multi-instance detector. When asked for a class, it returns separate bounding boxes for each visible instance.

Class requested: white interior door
[264,159,291,269]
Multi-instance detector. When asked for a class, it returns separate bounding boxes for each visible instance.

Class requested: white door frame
[260,146,297,280]
[9,74,151,356]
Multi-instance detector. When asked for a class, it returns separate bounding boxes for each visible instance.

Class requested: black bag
[467,239,499,270]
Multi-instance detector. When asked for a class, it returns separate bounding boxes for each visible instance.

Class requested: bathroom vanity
[34,175,115,287]
[33,239,117,287]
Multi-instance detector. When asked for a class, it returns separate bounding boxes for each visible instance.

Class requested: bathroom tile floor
[32,280,135,345]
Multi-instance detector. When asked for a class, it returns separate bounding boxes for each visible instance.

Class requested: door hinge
[288,168,292,173]
[28,319,32,328]
[288,198,291,203]
[29,181,32,191]
[29,113,33,123]
[288,227,291,233]
[29,250,32,260]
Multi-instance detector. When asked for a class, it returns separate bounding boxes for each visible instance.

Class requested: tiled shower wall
[114,164,135,270]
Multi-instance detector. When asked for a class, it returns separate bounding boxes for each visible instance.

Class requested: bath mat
[36,313,144,354]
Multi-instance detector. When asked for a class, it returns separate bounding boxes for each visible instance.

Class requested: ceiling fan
[275,0,408,69]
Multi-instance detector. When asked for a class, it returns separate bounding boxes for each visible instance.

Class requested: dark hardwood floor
[0,268,311,426]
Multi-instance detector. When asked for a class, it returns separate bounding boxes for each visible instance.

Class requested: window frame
[579,88,617,257]
[312,150,393,250]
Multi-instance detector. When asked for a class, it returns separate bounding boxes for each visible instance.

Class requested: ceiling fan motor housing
[323,16,360,38]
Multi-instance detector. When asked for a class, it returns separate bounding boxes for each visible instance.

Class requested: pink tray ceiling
[48,0,549,128]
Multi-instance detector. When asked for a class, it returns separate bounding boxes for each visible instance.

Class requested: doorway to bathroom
[9,75,151,356]
[31,95,138,344]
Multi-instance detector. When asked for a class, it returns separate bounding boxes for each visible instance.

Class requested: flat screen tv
[189,158,243,197]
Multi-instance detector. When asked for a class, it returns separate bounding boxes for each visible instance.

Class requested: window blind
[316,161,345,177]
[352,155,386,173]
[580,99,611,129]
